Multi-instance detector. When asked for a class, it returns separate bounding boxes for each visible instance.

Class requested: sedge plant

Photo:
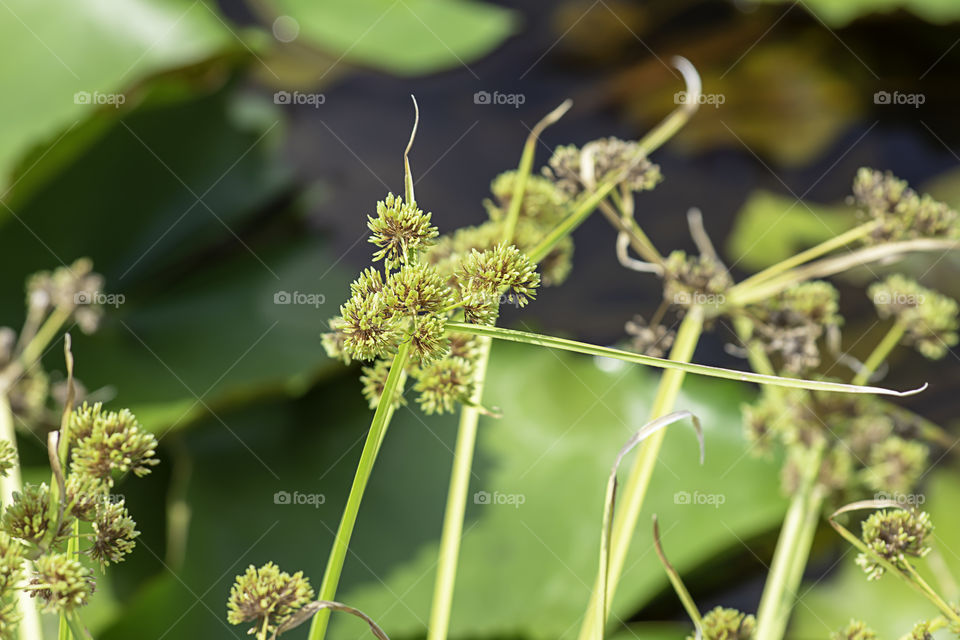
[224,58,960,640]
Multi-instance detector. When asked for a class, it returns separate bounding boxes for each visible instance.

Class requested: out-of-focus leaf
[789,469,960,638]
[752,0,960,27]
[726,190,856,271]
[622,42,862,166]
[0,0,237,192]
[265,0,517,75]
[97,343,786,639]
[0,87,353,433]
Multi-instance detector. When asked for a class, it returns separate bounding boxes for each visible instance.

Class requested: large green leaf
[0,87,352,433]
[0,0,237,192]
[96,342,786,639]
[266,0,517,75]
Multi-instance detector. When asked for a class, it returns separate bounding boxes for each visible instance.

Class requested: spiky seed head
[868,275,958,359]
[1,483,73,547]
[687,606,756,640]
[831,620,877,640]
[65,473,109,522]
[414,357,474,415]
[227,562,314,635]
[0,533,24,595]
[321,316,352,365]
[26,258,105,334]
[861,437,927,495]
[350,267,385,299]
[68,403,159,485]
[663,250,732,316]
[89,499,139,568]
[410,314,450,365]
[544,138,662,197]
[485,171,567,226]
[367,193,439,269]
[853,168,959,243]
[856,509,933,580]
[27,553,94,612]
[456,244,540,309]
[624,315,675,359]
[339,293,403,362]
[359,359,407,410]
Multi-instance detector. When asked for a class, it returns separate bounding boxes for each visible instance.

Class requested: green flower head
[27,553,94,612]
[688,606,756,640]
[856,509,932,580]
[853,168,958,243]
[414,357,475,415]
[1,483,72,547]
[227,562,314,635]
[89,499,139,568]
[831,620,876,640]
[69,403,159,485]
[868,275,958,359]
[367,193,438,269]
[359,359,407,410]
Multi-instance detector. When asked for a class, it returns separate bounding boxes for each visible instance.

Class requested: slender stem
[446,322,921,397]
[730,222,878,297]
[0,394,44,640]
[897,617,948,640]
[727,239,960,307]
[578,307,704,640]
[19,306,71,372]
[427,337,492,640]
[853,322,906,386]
[754,444,825,640]
[528,182,619,263]
[308,341,412,640]
[901,562,960,626]
[58,519,81,640]
[64,613,91,640]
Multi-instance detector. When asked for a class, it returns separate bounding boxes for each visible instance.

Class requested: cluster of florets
[227,562,314,636]
[544,137,662,197]
[323,192,544,414]
[869,275,958,360]
[26,258,105,334]
[852,168,959,244]
[746,281,843,374]
[832,620,877,640]
[743,390,929,499]
[662,250,732,314]
[624,315,676,358]
[855,509,933,580]
[687,606,756,640]
[0,402,155,623]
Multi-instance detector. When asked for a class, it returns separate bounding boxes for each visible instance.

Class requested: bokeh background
[2,0,960,638]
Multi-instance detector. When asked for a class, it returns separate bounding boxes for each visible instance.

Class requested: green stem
[0,394,44,640]
[730,222,878,297]
[19,306,71,372]
[578,307,704,640]
[901,562,960,626]
[64,613,91,640]
[58,519,81,640]
[853,322,906,386]
[445,322,920,397]
[754,444,825,640]
[308,340,412,640]
[427,337,492,640]
[528,182,619,263]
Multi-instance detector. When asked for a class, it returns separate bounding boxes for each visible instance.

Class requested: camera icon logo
[473,490,491,504]
[74,291,92,304]
[274,291,292,304]
[674,490,691,505]
[474,91,491,105]
[274,491,292,505]
[74,91,91,105]
[274,91,292,105]
[874,291,891,305]
[874,91,891,105]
